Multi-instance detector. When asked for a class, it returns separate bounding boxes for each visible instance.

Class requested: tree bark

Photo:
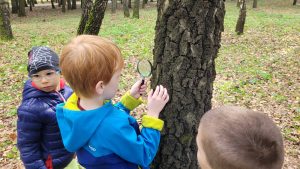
[235,0,246,35]
[111,0,117,13]
[62,0,66,12]
[236,0,240,7]
[11,0,18,13]
[142,0,147,8]
[71,0,76,9]
[252,0,257,8]
[51,0,55,8]
[132,0,139,18]
[0,0,13,40]
[77,0,93,35]
[67,0,71,10]
[123,0,130,17]
[18,0,26,16]
[293,0,297,5]
[151,0,225,168]
[128,0,131,8]
[83,0,108,35]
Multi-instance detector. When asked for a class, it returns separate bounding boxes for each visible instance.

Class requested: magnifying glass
[137,59,152,85]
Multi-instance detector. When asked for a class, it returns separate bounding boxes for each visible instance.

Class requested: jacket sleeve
[114,91,143,113]
[100,115,164,167]
[17,104,47,169]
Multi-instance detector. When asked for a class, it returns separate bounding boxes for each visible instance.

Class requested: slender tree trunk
[128,0,131,8]
[151,0,225,168]
[111,0,117,13]
[142,0,146,8]
[0,0,13,40]
[11,0,18,13]
[29,0,33,11]
[83,0,108,35]
[62,0,66,12]
[293,0,297,5]
[77,0,93,35]
[252,0,257,8]
[71,0,76,9]
[235,0,246,35]
[132,0,139,18]
[51,0,55,8]
[123,0,130,17]
[18,0,26,16]
[67,0,71,10]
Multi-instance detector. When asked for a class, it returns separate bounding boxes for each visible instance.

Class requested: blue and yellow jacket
[56,92,164,169]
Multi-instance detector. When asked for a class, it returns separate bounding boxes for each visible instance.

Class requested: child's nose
[40,76,49,83]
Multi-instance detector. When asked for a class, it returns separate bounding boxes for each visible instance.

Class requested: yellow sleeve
[142,115,164,131]
[64,93,80,111]
[120,91,143,111]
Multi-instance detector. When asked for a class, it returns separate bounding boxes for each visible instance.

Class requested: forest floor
[0,0,299,168]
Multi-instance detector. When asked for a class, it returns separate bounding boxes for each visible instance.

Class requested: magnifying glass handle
[141,79,145,85]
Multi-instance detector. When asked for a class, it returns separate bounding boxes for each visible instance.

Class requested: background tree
[123,0,130,17]
[293,0,297,5]
[71,0,76,9]
[236,0,246,35]
[112,0,117,13]
[132,0,139,18]
[51,0,55,8]
[11,0,18,13]
[0,0,13,40]
[253,0,257,8]
[142,0,147,8]
[151,0,225,168]
[62,0,66,12]
[83,0,108,35]
[77,0,93,35]
[18,0,26,16]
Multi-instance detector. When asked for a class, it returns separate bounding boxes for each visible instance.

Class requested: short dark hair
[198,106,284,169]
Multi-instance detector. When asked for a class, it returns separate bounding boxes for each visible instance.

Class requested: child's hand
[130,80,147,99]
[147,85,169,118]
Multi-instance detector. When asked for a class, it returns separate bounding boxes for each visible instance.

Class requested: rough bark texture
[123,0,130,17]
[235,0,246,35]
[293,0,297,5]
[83,0,108,35]
[252,0,257,8]
[77,0,93,35]
[18,0,26,16]
[112,0,117,13]
[132,0,139,18]
[0,0,13,40]
[151,0,225,168]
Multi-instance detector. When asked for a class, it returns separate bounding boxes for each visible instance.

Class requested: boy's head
[27,46,61,92]
[60,35,124,98]
[197,106,284,169]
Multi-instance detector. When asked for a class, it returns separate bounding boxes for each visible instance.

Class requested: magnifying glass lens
[137,60,152,77]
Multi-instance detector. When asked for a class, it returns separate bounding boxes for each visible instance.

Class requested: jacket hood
[56,94,113,152]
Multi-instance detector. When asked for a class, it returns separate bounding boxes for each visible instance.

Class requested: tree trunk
[62,0,66,12]
[11,0,18,13]
[123,0,130,17]
[18,0,26,16]
[67,0,71,10]
[235,0,246,35]
[132,0,139,18]
[29,0,33,11]
[252,0,257,8]
[151,0,225,168]
[293,0,297,5]
[71,0,76,9]
[83,0,108,35]
[77,0,93,35]
[51,0,55,8]
[0,0,13,40]
[111,0,117,13]
[128,0,131,8]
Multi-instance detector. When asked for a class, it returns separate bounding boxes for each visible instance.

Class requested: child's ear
[95,81,105,95]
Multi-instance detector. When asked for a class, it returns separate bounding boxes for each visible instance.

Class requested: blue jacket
[56,93,164,169]
[17,80,74,169]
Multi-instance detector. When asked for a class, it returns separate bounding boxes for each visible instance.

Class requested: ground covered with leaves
[0,0,299,168]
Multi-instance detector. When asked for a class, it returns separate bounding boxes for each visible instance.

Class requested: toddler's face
[197,125,212,169]
[30,69,61,92]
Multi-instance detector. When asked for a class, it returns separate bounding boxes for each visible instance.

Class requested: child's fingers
[157,85,164,98]
[147,89,154,99]
[153,86,160,97]
[162,88,168,101]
